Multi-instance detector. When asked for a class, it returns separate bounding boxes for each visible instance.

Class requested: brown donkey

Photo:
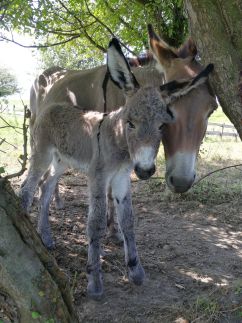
[21,38,213,298]
[148,24,217,192]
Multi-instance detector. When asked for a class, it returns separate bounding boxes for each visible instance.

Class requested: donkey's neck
[101,107,129,154]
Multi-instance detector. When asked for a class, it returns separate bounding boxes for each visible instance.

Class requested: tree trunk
[0,179,78,322]
[184,0,242,138]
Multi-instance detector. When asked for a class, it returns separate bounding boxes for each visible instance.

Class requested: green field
[0,113,30,175]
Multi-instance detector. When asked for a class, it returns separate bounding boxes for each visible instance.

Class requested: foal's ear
[178,38,197,59]
[107,38,140,93]
[38,74,48,87]
[148,24,178,68]
[160,64,214,104]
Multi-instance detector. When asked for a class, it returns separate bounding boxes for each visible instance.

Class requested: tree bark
[0,179,78,322]
[184,0,242,138]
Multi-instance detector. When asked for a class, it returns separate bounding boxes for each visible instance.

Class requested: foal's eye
[127,120,135,129]
[159,124,165,132]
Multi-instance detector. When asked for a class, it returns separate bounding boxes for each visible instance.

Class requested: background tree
[0,0,187,68]
[184,0,242,139]
[0,66,19,97]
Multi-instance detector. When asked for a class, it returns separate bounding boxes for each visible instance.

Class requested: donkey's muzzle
[134,164,156,180]
[166,173,196,193]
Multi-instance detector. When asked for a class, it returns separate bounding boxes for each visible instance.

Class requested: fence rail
[206,122,239,140]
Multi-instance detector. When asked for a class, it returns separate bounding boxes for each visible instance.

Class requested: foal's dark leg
[20,152,52,212]
[53,183,64,209]
[38,161,66,249]
[107,187,123,244]
[86,175,107,299]
[39,168,64,210]
[111,171,145,285]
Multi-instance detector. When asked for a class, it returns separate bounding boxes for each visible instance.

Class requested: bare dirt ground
[16,170,242,323]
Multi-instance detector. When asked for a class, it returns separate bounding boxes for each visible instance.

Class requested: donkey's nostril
[170,176,174,185]
[134,164,156,180]
[149,165,156,176]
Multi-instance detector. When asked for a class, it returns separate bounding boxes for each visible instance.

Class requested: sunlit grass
[0,113,30,175]
[209,106,232,124]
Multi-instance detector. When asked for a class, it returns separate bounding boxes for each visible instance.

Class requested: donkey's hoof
[19,191,31,212]
[55,198,65,210]
[40,234,56,250]
[107,227,123,245]
[108,231,123,245]
[128,262,145,286]
[87,276,103,300]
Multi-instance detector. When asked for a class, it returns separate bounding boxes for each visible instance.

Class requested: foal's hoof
[55,198,65,210]
[19,190,31,212]
[128,262,145,286]
[40,233,56,250]
[107,231,123,245]
[87,274,103,300]
[107,227,123,245]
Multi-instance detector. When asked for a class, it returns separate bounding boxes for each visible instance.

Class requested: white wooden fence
[206,122,239,140]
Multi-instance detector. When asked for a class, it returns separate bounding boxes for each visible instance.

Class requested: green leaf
[32,311,41,319]
[45,319,55,323]
[0,167,5,174]
[38,290,45,297]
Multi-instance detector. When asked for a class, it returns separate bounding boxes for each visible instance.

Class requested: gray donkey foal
[21,38,213,298]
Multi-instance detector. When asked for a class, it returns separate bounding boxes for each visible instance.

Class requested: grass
[155,138,242,207]
[0,113,30,175]
[209,106,232,124]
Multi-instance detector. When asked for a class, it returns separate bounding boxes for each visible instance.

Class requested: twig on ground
[131,176,164,183]
[193,163,242,187]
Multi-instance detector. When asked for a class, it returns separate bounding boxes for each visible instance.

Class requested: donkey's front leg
[111,170,145,285]
[86,176,107,299]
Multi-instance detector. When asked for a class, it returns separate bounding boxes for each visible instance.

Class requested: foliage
[0,0,188,68]
[40,40,104,69]
[0,66,19,97]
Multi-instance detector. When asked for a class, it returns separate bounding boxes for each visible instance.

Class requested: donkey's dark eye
[159,124,165,131]
[127,120,135,129]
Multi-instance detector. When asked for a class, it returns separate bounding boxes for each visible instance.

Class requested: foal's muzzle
[134,164,156,180]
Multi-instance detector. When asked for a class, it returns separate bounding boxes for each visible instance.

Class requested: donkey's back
[35,63,163,114]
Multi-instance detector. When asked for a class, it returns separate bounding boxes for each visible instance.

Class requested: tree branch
[193,164,242,187]
[0,33,80,48]
[57,0,107,53]
[84,0,137,56]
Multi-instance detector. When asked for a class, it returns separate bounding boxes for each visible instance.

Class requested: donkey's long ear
[160,64,214,104]
[107,38,140,92]
[148,24,178,68]
[178,38,197,59]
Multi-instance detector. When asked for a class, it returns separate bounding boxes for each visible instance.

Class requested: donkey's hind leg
[86,174,107,299]
[111,169,145,286]
[107,187,123,244]
[20,152,52,212]
[38,158,67,249]
[39,170,64,210]
[53,183,64,209]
